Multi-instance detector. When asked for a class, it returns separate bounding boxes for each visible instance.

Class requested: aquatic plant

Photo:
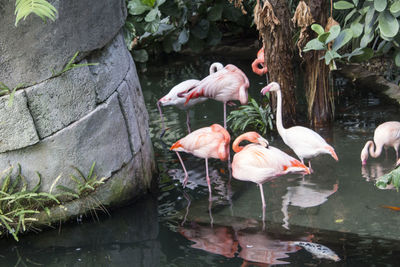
[56,162,106,198]
[227,96,274,136]
[14,0,57,26]
[0,165,60,241]
[376,166,400,191]
[0,83,25,106]
[52,51,99,77]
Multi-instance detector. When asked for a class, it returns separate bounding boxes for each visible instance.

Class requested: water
[1,52,400,266]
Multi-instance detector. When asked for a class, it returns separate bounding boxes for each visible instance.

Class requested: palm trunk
[255,0,296,126]
[303,0,334,127]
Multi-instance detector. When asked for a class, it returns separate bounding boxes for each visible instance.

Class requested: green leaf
[191,19,210,39]
[145,8,159,22]
[332,29,353,51]
[318,32,330,43]
[303,39,326,51]
[311,24,325,35]
[364,6,376,34]
[127,0,152,15]
[395,50,400,66]
[141,0,156,7]
[326,25,341,44]
[334,1,355,9]
[15,0,58,26]
[206,24,222,46]
[390,1,400,14]
[374,0,387,12]
[144,18,160,33]
[360,31,374,47]
[178,29,189,44]
[348,47,374,62]
[350,22,363,37]
[378,11,399,38]
[207,4,223,21]
[344,9,357,25]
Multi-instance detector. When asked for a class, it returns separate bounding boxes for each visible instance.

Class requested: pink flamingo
[231,132,310,220]
[157,62,224,135]
[261,82,338,169]
[360,121,400,165]
[251,47,268,76]
[182,64,250,129]
[170,124,230,198]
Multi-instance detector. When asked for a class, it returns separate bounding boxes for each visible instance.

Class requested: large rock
[0,0,127,88]
[25,62,97,138]
[0,93,132,192]
[0,90,39,153]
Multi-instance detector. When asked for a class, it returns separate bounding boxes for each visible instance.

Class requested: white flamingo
[360,121,400,165]
[261,82,338,169]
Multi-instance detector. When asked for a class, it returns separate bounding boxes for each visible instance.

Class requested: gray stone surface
[0,93,132,192]
[88,33,131,103]
[25,63,97,138]
[117,81,142,155]
[125,60,150,144]
[0,90,39,153]
[0,0,127,88]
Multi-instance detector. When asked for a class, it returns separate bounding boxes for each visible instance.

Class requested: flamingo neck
[275,89,286,136]
[368,140,383,158]
[232,134,249,152]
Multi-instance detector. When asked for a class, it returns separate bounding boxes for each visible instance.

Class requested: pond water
[1,52,400,266]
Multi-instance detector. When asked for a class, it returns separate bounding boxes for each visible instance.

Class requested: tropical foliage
[227,96,274,136]
[376,166,400,191]
[0,165,59,241]
[14,0,57,26]
[304,0,400,69]
[124,0,256,62]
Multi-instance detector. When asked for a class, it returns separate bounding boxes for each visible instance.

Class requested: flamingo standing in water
[261,82,338,169]
[182,64,249,129]
[170,124,230,198]
[231,132,310,220]
[360,121,400,165]
[157,62,224,135]
[251,47,268,76]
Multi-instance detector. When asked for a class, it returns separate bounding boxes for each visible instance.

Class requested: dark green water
[0,53,400,266]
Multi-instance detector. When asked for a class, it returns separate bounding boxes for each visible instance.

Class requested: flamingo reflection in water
[179,220,340,264]
[281,180,338,229]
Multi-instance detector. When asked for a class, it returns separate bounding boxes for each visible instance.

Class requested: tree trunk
[256,0,296,125]
[303,0,334,127]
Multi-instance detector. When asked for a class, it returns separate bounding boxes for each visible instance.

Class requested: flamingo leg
[205,158,212,200]
[223,102,227,129]
[308,161,313,173]
[175,151,189,188]
[259,183,266,222]
[186,110,191,133]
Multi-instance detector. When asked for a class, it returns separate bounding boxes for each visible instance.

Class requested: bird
[360,121,400,165]
[182,64,250,129]
[231,132,310,221]
[251,47,268,76]
[261,82,338,169]
[157,62,224,136]
[170,124,230,198]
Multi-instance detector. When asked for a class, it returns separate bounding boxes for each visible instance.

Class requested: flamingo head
[245,132,269,147]
[260,82,280,95]
[158,95,172,106]
[209,62,224,74]
[360,141,370,165]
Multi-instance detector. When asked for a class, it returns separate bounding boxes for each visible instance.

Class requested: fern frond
[15,0,58,26]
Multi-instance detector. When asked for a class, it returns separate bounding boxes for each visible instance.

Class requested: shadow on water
[0,53,400,266]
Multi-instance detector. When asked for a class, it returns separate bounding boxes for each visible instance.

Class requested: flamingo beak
[260,86,270,95]
[361,160,367,166]
[257,136,269,148]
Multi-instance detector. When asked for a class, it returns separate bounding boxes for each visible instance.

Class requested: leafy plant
[304,0,400,69]
[227,96,274,136]
[124,0,256,62]
[52,51,99,77]
[56,162,106,198]
[0,165,60,241]
[376,166,400,191]
[14,0,58,26]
